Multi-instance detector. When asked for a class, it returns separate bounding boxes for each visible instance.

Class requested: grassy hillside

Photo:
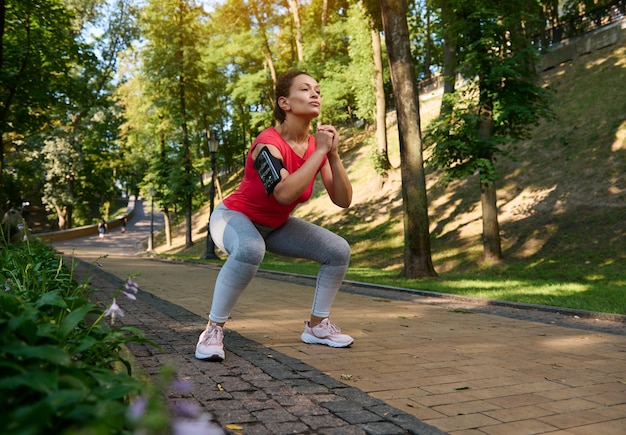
[297,40,625,272]
[161,40,625,313]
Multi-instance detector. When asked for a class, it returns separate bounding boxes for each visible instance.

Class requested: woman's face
[281,74,321,119]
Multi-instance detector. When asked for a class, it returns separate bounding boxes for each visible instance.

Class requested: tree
[287,0,305,63]
[41,136,81,230]
[426,0,552,263]
[0,0,80,212]
[44,0,138,228]
[438,0,458,117]
[350,1,391,182]
[346,3,376,124]
[1,0,137,228]
[140,0,209,248]
[380,0,437,278]
[372,26,391,181]
[407,0,443,80]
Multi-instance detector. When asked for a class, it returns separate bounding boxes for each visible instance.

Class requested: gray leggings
[208,202,351,323]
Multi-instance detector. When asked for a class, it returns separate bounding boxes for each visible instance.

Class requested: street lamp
[147,187,155,252]
[202,132,220,260]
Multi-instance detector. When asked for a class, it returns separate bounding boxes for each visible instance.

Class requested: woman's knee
[230,237,266,265]
[327,235,351,266]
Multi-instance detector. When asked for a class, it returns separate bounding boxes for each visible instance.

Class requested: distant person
[120,216,127,233]
[195,70,354,362]
[97,219,107,239]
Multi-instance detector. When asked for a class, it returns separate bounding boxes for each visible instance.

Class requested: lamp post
[147,187,155,252]
[202,132,220,260]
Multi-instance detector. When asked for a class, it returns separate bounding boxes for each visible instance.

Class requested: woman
[195,71,354,362]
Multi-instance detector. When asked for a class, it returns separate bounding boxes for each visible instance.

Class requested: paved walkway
[51,201,626,434]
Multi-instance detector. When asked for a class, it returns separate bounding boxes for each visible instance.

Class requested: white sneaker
[301,318,353,348]
[195,325,225,361]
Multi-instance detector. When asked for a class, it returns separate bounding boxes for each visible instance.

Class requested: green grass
[169,247,625,316]
[252,253,626,315]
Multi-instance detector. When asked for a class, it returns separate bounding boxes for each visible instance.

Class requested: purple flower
[125,279,139,294]
[172,400,201,418]
[172,378,194,394]
[104,298,124,323]
[122,291,137,300]
[127,395,148,421]
[172,418,224,435]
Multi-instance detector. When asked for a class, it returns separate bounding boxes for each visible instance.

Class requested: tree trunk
[477,101,502,262]
[440,0,457,117]
[287,0,304,63]
[54,204,67,230]
[177,0,192,248]
[372,27,390,181]
[159,133,172,247]
[423,5,432,79]
[163,207,172,247]
[480,180,502,263]
[320,0,328,53]
[250,2,277,85]
[380,0,437,278]
[180,81,193,248]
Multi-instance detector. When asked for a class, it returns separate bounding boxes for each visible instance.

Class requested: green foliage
[408,0,444,79]
[345,3,376,122]
[134,0,226,226]
[0,0,81,207]
[427,90,503,184]
[426,1,552,185]
[0,241,160,433]
[1,0,140,226]
[369,145,392,176]
[0,0,79,131]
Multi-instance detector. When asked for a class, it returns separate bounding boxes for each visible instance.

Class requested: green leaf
[57,304,95,340]
[71,335,99,355]
[2,342,71,366]
[0,370,57,394]
[45,389,89,412]
[35,291,67,309]
[96,381,142,401]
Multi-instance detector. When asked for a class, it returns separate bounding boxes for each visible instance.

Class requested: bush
[0,241,156,434]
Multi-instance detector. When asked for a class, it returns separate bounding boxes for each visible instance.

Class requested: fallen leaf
[217,383,224,392]
[225,424,244,430]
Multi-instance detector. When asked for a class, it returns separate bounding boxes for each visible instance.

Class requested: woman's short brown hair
[273,70,314,124]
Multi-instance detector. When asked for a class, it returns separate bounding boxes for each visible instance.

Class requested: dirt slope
[162,40,626,275]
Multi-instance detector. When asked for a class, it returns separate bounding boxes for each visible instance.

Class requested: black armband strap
[253,146,285,195]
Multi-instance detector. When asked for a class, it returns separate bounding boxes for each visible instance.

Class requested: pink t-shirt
[223,126,326,228]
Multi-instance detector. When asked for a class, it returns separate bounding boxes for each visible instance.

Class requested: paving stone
[337,410,384,424]
[64,245,626,435]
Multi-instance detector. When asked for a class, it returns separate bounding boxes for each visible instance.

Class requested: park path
[52,200,626,434]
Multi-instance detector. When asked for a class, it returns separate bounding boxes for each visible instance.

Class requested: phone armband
[253,146,285,195]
